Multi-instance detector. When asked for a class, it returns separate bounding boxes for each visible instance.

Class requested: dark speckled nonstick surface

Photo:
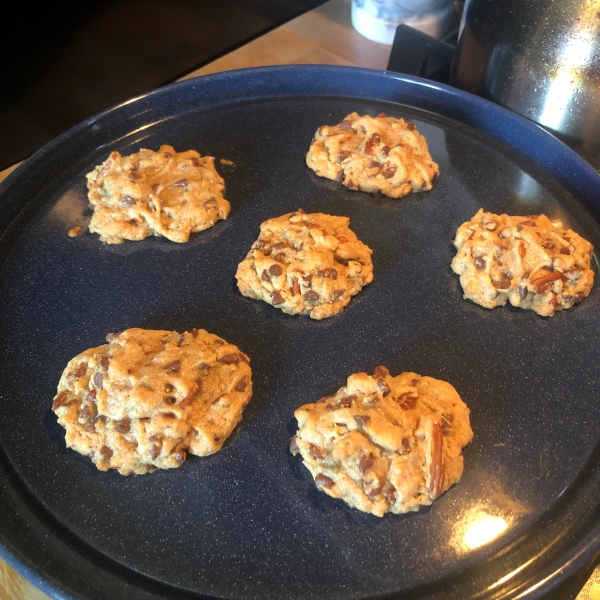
[1,66,600,600]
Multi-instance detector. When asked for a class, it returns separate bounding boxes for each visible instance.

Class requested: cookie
[52,328,252,475]
[306,112,439,199]
[451,209,595,317]
[291,367,472,517]
[235,210,373,319]
[86,145,230,244]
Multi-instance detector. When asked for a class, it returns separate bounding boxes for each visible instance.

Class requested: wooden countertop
[1,1,599,599]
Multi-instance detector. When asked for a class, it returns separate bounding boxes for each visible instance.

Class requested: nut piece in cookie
[52,328,252,475]
[86,144,230,244]
[306,112,439,199]
[291,367,473,517]
[235,209,373,319]
[451,209,595,317]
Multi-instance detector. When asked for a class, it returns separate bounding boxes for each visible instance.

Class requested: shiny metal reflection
[450,0,600,168]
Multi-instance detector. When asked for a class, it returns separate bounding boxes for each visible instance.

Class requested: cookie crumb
[219,158,234,165]
[68,226,81,237]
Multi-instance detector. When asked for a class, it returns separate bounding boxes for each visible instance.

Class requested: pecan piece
[308,444,325,460]
[291,276,301,296]
[373,365,389,378]
[531,271,565,293]
[359,453,374,474]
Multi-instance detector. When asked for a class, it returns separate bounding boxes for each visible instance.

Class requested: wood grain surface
[1,1,599,599]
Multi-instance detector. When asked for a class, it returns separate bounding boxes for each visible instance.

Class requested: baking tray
[0,65,599,600]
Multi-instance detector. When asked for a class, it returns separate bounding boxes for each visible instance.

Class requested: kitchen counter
[1,1,599,599]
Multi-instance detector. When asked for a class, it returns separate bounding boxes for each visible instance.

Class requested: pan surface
[0,65,599,600]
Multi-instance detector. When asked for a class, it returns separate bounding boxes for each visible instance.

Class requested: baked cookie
[291,367,472,517]
[52,328,252,475]
[451,209,595,317]
[306,112,439,199]
[86,145,230,244]
[235,210,373,320]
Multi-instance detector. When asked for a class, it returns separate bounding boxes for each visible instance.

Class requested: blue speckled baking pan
[0,65,599,600]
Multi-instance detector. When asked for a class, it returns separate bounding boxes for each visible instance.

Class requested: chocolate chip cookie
[291,367,472,517]
[306,112,439,199]
[235,210,373,320]
[451,209,595,316]
[52,328,252,475]
[86,145,230,244]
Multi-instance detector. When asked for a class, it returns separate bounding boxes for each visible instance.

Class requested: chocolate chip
[93,372,104,389]
[303,274,313,286]
[269,264,283,277]
[339,120,353,130]
[560,246,571,255]
[191,157,201,167]
[86,389,97,402]
[399,393,417,410]
[271,291,284,305]
[383,166,396,179]
[163,396,177,405]
[191,328,199,338]
[337,151,351,162]
[235,375,249,392]
[335,169,344,182]
[377,378,391,396]
[369,160,381,169]
[129,171,141,181]
[151,183,160,194]
[78,405,91,420]
[163,151,173,158]
[100,446,113,460]
[99,356,109,370]
[115,418,131,433]
[401,437,410,451]
[382,146,390,156]
[333,290,344,301]
[261,269,272,283]
[474,257,486,271]
[172,450,186,463]
[340,395,355,407]
[121,195,135,206]
[172,179,188,188]
[150,443,161,460]
[304,291,319,302]
[364,141,375,155]
[370,132,381,143]
[220,353,240,364]
[366,481,384,499]
[407,122,416,131]
[315,473,334,489]
[204,198,217,209]
[354,415,370,427]
[165,360,181,373]
[518,285,528,301]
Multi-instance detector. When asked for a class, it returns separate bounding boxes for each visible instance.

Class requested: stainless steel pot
[450,0,600,169]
